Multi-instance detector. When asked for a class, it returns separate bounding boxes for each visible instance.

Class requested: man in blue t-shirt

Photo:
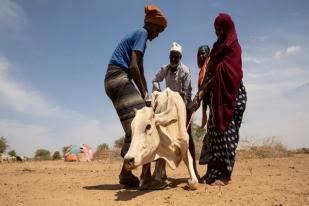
[104,5,167,188]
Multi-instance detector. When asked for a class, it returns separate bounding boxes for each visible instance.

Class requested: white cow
[124,88,198,190]
[0,154,6,163]
[0,154,16,163]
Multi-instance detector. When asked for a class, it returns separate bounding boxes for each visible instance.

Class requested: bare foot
[210,179,229,186]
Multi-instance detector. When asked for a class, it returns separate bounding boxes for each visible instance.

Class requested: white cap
[170,42,182,54]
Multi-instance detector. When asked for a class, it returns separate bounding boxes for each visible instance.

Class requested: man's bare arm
[129,51,148,98]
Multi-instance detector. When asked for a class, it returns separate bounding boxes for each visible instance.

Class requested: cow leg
[140,160,169,190]
[153,159,167,181]
[188,133,200,180]
[187,109,200,181]
[183,150,199,190]
[139,163,151,188]
[161,161,167,180]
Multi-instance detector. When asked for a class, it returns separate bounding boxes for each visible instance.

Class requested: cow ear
[154,107,177,127]
[153,89,175,125]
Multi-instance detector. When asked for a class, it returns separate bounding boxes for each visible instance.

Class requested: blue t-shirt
[109,28,148,70]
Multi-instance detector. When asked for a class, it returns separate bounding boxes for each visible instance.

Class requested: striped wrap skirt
[104,65,145,157]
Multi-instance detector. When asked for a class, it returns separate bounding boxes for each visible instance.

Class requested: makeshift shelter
[64,144,93,162]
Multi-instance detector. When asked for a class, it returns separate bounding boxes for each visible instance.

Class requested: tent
[64,144,93,162]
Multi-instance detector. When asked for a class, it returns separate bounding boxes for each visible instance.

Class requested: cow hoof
[187,179,198,190]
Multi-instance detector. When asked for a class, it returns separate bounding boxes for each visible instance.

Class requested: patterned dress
[199,82,247,184]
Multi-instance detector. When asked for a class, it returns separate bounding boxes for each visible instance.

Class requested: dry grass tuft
[195,136,292,160]
[293,147,309,154]
[93,149,122,163]
[237,136,291,159]
[92,137,307,163]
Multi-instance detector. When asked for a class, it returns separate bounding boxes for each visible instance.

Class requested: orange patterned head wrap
[144,5,167,28]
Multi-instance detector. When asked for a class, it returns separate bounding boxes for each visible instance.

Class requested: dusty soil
[0,154,308,206]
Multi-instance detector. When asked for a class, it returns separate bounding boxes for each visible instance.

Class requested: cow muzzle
[123,157,137,170]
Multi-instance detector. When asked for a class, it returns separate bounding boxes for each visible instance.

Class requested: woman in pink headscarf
[192,13,247,186]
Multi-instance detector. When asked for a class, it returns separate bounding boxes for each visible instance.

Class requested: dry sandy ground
[0,154,308,206]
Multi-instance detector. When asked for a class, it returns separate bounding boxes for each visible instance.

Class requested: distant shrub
[52,151,62,160]
[96,143,110,151]
[8,150,16,157]
[34,149,51,160]
[293,147,309,154]
[114,137,124,149]
[93,143,111,160]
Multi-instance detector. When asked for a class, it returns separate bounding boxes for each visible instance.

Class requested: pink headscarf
[209,13,243,132]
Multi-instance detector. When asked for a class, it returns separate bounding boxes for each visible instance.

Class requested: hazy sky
[1,0,308,156]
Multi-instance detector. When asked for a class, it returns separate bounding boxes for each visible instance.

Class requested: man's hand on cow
[144,92,152,107]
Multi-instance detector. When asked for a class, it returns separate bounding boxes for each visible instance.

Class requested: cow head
[124,89,178,170]
[124,106,160,170]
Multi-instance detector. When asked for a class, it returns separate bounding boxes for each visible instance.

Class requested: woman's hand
[191,91,203,112]
[201,104,208,128]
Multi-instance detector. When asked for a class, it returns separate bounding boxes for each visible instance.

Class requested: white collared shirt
[152,62,192,106]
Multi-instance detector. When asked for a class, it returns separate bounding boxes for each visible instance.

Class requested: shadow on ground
[83,184,123,191]
[83,177,190,201]
[83,184,152,201]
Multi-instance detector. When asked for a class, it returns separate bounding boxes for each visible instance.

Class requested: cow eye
[145,124,151,131]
